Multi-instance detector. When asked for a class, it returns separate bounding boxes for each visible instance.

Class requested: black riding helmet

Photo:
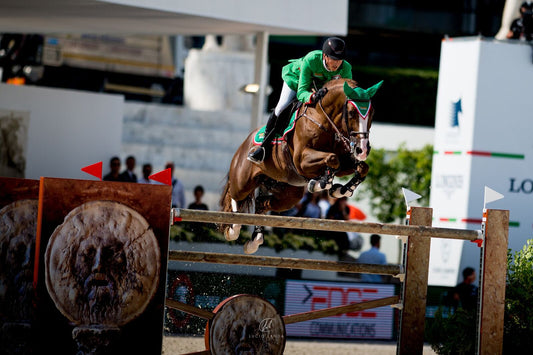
[322,37,346,60]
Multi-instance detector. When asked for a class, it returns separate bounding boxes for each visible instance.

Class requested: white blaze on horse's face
[348,100,371,161]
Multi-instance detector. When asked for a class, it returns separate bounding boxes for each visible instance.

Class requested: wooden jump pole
[168,250,402,275]
[173,209,481,241]
[165,298,214,320]
[169,207,509,354]
[283,295,400,324]
[165,295,399,326]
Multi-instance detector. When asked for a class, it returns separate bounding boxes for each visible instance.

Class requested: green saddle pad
[253,110,298,145]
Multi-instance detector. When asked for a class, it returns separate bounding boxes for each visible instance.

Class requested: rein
[317,100,353,153]
[298,89,371,155]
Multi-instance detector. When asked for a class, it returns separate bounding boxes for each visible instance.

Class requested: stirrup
[247,147,265,164]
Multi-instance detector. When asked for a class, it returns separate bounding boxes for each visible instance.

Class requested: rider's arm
[296,59,314,103]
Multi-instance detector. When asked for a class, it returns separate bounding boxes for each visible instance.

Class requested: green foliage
[354,143,433,223]
[504,239,533,353]
[425,308,477,355]
[169,223,340,255]
[353,65,438,127]
[425,239,533,354]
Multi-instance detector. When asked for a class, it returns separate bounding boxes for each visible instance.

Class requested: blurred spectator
[296,191,322,218]
[188,185,208,210]
[451,267,479,311]
[326,197,351,256]
[358,234,387,283]
[348,232,364,252]
[103,156,121,181]
[318,191,331,219]
[138,163,153,184]
[166,162,185,208]
[507,1,533,41]
[119,155,137,182]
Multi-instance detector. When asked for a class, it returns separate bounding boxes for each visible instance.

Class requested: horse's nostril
[356,147,363,154]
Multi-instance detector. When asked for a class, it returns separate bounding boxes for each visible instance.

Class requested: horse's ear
[365,80,384,98]
[343,82,369,100]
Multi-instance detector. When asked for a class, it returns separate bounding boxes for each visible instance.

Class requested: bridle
[300,96,370,155]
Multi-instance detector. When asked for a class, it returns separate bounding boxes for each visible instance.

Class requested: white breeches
[274,82,297,116]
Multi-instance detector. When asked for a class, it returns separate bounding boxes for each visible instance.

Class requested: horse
[219,78,383,254]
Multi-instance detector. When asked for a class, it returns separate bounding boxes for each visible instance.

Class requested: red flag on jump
[149,168,172,186]
[81,161,102,181]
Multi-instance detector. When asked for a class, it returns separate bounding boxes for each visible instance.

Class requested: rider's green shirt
[281,50,352,103]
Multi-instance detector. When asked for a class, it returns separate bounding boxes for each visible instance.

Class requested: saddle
[253,100,302,145]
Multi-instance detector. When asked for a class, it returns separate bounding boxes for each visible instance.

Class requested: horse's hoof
[244,241,259,254]
[224,225,240,241]
[319,179,333,190]
[243,233,264,254]
[329,184,344,198]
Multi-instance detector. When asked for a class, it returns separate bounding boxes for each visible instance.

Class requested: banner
[284,280,395,340]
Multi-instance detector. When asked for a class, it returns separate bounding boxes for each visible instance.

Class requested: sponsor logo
[433,175,464,199]
[450,98,462,128]
[509,178,533,193]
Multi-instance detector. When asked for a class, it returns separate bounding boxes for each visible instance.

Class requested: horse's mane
[323,78,358,91]
[319,78,358,108]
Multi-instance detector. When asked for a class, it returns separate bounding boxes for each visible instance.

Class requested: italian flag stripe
[433,150,524,159]
[435,218,519,227]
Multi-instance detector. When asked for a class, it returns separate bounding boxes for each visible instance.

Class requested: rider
[247,37,353,164]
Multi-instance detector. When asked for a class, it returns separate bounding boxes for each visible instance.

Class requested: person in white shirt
[138,163,153,184]
[166,162,185,208]
[358,234,387,283]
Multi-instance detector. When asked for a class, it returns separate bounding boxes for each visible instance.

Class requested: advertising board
[284,280,395,340]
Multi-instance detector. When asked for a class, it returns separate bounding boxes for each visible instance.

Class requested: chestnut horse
[220,78,382,253]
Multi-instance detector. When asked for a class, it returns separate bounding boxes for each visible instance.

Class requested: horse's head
[319,79,383,161]
[342,80,382,161]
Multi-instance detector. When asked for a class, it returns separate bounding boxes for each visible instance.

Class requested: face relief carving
[45,201,160,326]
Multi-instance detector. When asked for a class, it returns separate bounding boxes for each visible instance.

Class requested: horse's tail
[219,172,255,215]
[219,173,232,213]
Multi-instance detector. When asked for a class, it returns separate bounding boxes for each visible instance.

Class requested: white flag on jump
[402,187,422,207]
[484,186,504,207]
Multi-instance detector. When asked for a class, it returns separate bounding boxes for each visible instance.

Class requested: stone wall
[122,101,258,210]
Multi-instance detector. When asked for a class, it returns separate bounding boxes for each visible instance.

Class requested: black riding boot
[247,112,278,164]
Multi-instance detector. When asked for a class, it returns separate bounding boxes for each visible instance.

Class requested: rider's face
[324,55,343,71]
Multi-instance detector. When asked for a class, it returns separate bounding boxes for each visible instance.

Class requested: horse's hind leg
[225,199,242,241]
[256,184,305,213]
[244,226,264,254]
[244,185,304,255]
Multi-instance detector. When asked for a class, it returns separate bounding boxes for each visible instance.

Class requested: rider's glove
[310,88,328,104]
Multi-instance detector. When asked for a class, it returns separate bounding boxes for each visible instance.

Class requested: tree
[354,143,433,223]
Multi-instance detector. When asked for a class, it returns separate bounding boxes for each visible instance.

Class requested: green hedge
[353,65,438,127]
[170,223,340,255]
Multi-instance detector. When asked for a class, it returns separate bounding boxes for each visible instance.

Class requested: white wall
[429,37,533,286]
[0,84,124,180]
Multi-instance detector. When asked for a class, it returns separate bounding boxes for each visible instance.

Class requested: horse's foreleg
[308,166,337,193]
[330,161,369,198]
[224,199,242,241]
[296,148,340,193]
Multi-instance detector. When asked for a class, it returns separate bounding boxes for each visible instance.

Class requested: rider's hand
[311,88,328,104]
